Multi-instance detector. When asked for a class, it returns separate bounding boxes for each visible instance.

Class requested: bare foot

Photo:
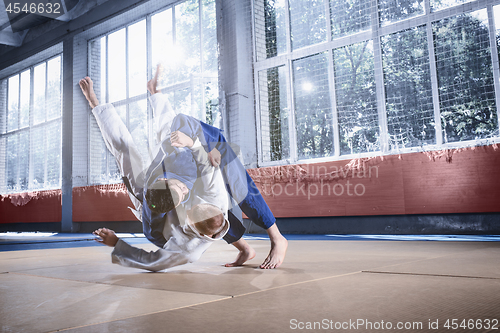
[79,77,99,109]
[260,234,288,269]
[225,246,256,267]
[147,64,163,95]
[225,238,256,267]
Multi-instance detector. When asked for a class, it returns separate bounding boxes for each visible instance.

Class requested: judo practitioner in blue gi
[79,66,287,270]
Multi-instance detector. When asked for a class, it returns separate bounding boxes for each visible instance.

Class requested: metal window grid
[254,0,500,166]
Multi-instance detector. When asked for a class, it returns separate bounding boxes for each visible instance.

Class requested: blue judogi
[141,114,275,247]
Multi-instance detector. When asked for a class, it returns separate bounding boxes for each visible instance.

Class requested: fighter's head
[145,178,189,214]
[187,203,227,238]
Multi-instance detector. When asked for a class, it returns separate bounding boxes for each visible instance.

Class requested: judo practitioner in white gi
[79,66,288,270]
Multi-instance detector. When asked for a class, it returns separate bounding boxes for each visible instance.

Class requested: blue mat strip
[0,233,499,252]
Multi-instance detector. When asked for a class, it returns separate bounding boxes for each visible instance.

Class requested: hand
[208,148,221,167]
[93,228,119,247]
[170,130,194,148]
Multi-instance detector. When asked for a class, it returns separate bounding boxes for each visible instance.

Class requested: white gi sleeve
[92,103,144,214]
[149,93,178,145]
[111,238,190,272]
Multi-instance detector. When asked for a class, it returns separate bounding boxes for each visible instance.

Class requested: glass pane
[46,121,61,188]
[202,0,218,73]
[289,0,327,50]
[18,130,29,190]
[7,75,19,132]
[151,8,173,87]
[128,99,149,167]
[382,26,435,149]
[255,0,287,60]
[175,0,201,82]
[431,0,473,13]
[330,0,372,38]
[433,10,498,143]
[128,20,147,98]
[6,134,18,190]
[108,29,126,103]
[379,0,424,26]
[174,88,192,116]
[33,63,46,124]
[192,82,203,120]
[31,126,45,189]
[334,41,379,155]
[47,56,61,120]
[202,0,219,126]
[293,53,333,159]
[19,70,30,128]
[204,80,219,126]
[259,66,290,162]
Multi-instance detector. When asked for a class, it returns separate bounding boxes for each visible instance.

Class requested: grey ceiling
[0,0,93,47]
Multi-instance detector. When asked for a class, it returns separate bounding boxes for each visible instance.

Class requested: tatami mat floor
[1,234,499,332]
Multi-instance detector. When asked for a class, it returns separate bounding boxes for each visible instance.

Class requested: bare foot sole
[260,235,288,269]
[147,64,163,95]
[79,77,99,109]
[225,247,256,267]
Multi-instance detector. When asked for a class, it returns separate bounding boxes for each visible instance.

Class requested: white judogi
[91,93,229,272]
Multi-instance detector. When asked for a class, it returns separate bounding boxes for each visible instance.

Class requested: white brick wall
[0,80,6,191]
[72,35,90,187]
[219,0,258,168]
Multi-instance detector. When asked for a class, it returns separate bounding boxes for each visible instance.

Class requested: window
[88,0,218,185]
[254,0,500,164]
[293,53,334,159]
[382,26,435,148]
[0,56,62,193]
[334,41,378,154]
[258,66,290,162]
[433,10,497,143]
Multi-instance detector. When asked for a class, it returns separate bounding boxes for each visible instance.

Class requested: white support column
[284,0,297,162]
[219,0,257,167]
[371,0,389,153]
[426,7,443,146]
[324,0,340,157]
[487,4,500,133]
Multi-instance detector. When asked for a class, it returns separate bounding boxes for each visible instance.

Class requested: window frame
[0,54,63,193]
[84,0,219,185]
[253,0,500,167]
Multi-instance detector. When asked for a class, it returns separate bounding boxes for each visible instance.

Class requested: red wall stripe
[1,145,499,224]
[0,190,61,223]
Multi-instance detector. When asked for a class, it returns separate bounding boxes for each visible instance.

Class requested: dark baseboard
[0,221,143,233]
[243,212,500,235]
[2,213,499,235]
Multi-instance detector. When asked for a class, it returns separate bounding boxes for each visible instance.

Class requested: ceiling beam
[0,30,27,46]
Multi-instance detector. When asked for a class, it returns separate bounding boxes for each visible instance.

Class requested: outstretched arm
[93,227,196,272]
[111,238,190,272]
[81,77,145,212]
